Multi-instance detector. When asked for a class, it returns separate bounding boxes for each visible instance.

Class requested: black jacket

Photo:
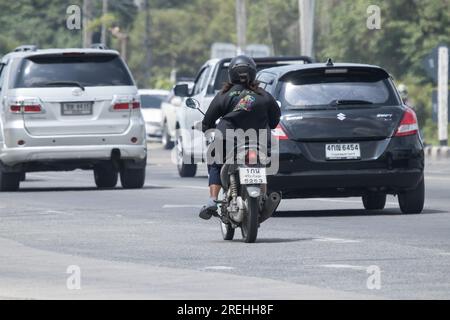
[202,84,281,135]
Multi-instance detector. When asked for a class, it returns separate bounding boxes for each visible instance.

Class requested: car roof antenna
[326,58,334,66]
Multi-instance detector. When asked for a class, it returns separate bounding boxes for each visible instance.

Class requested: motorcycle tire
[241,196,259,243]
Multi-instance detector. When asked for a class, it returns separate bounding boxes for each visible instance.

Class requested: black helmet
[228,55,257,85]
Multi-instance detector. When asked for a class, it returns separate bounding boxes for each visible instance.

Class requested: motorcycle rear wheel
[218,189,235,241]
[241,196,259,243]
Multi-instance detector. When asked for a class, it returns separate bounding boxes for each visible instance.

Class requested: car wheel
[120,167,146,189]
[161,123,174,150]
[0,170,21,191]
[398,178,425,214]
[176,132,197,177]
[362,193,386,210]
[94,163,118,189]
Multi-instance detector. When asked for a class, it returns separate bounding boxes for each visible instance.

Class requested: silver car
[0,46,147,191]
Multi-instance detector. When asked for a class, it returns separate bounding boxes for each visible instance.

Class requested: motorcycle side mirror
[185,97,200,110]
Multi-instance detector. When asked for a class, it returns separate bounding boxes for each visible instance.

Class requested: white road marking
[163,204,202,209]
[307,198,398,206]
[426,176,450,181]
[42,210,73,216]
[203,266,235,271]
[148,184,208,191]
[318,264,367,271]
[313,237,361,244]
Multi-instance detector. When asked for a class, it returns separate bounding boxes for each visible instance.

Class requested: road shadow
[255,237,315,244]
[16,185,170,193]
[212,237,315,244]
[273,208,445,218]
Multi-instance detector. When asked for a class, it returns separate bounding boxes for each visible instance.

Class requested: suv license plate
[61,102,93,116]
[325,143,361,160]
[239,167,267,185]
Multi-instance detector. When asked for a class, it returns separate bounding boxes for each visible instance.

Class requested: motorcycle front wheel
[241,196,259,243]
[218,189,235,241]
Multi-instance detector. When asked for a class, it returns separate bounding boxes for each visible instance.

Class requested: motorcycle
[185,98,281,243]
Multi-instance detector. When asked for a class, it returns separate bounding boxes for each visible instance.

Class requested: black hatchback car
[257,61,424,214]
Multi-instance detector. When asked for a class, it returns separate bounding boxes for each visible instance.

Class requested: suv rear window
[279,68,399,109]
[13,54,134,88]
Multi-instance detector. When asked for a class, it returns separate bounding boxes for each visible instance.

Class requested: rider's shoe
[199,198,218,220]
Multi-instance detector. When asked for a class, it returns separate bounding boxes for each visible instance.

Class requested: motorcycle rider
[198,55,281,220]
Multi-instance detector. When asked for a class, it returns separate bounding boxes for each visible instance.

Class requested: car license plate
[325,143,361,160]
[239,167,267,185]
[61,102,93,116]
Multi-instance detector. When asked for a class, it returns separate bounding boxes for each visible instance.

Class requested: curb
[424,146,450,160]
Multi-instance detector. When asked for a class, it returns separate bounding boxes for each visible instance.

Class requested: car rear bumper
[0,144,147,167]
[146,123,162,138]
[268,168,423,197]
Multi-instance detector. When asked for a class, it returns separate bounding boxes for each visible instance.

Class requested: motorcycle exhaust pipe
[260,192,282,223]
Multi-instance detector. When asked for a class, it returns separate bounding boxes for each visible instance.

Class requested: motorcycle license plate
[239,168,267,185]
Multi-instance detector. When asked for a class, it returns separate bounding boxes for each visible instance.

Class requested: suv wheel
[161,123,174,149]
[362,193,386,210]
[398,179,425,214]
[176,132,197,177]
[94,163,118,188]
[0,170,21,191]
[120,167,146,189]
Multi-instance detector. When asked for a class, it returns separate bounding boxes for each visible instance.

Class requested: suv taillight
[10,101,42,114]
[395,107,418,137]
[112,95,140,111]
[272,124,289,140]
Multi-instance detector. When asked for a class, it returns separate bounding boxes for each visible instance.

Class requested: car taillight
[246,149,258,165]
[395,107,419,137]
[10,105,21,113]
[272,124,289,140]
[112,101,140,111]
[113,102,131,111]
[10,104,42,113]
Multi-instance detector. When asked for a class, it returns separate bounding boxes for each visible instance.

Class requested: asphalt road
[0,143,449,299]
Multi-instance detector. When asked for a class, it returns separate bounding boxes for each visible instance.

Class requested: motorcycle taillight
[245,149,258,165]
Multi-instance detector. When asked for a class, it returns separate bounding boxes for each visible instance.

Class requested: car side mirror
[174,84,190,97]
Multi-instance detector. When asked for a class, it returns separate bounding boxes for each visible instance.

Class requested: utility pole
[110,27,129,62]
[82,0,93,48]
[143,0,152,83]
[438,46,449,146]
[299,0,315,57]
[101,0,109,45]
[236,0,247,55]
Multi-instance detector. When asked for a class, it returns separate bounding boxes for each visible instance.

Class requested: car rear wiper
[43,81,85,91]
[330,99,373,106]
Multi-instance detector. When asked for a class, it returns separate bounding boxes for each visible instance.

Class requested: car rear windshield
[140,95,167,109]
[279,68,399,109]
[213,61,307,91]
[13,54,134,88]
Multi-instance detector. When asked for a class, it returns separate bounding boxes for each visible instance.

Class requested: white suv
[0,46,147,191]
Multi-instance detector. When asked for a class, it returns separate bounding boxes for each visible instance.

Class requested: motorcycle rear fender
[246,186,261,198]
